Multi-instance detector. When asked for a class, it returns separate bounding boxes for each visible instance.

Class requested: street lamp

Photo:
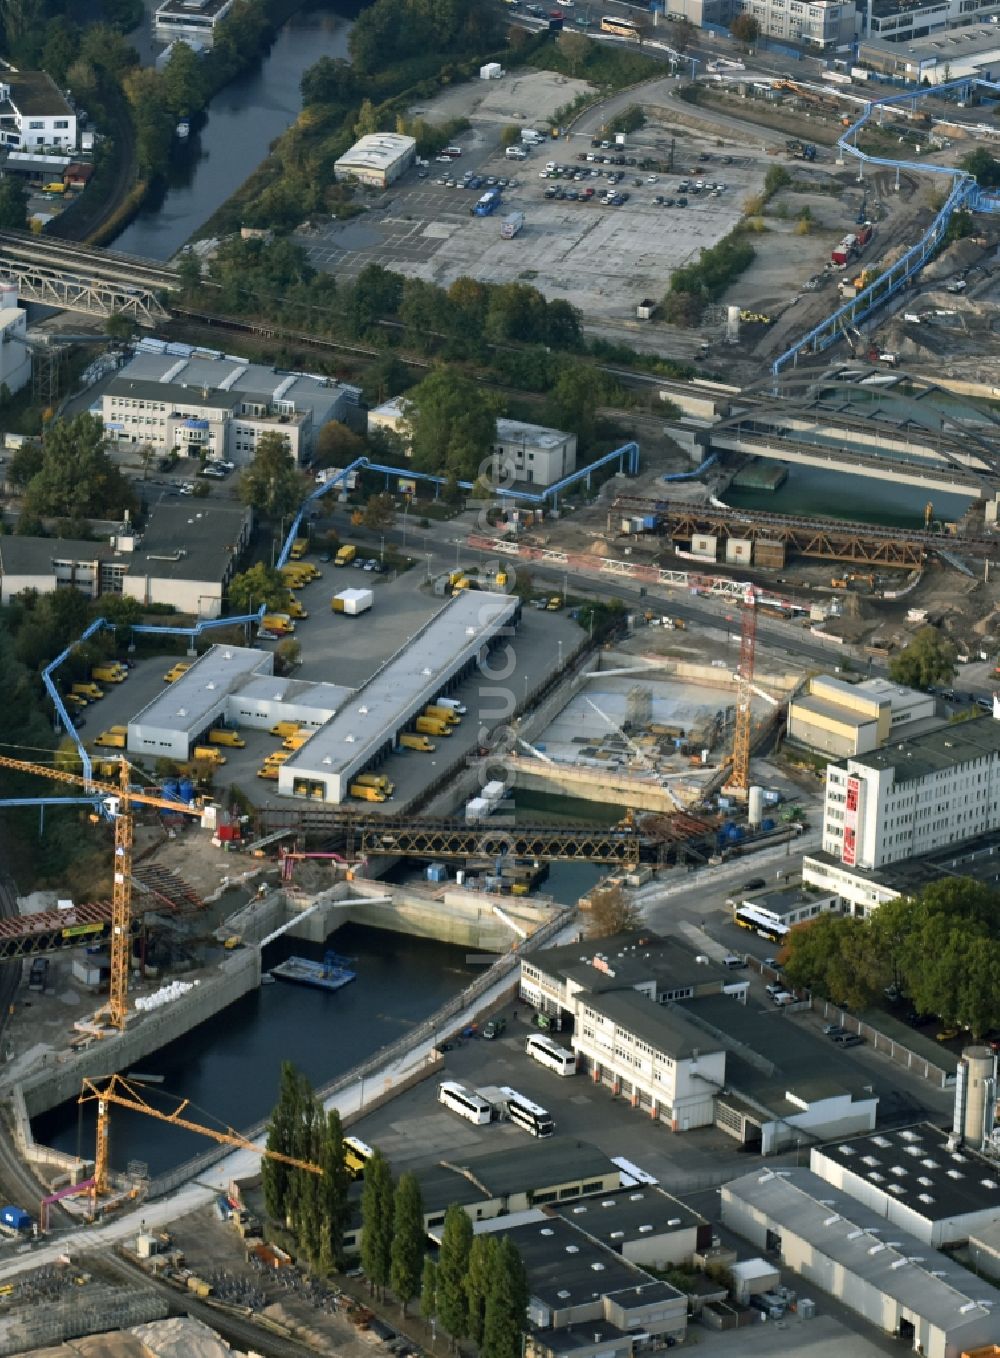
[402,499,409,546]
[379,534,385,564]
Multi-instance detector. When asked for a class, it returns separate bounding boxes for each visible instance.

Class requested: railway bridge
[0,230,178,324]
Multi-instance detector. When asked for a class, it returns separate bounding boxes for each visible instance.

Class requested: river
[112,4,353,262]
[33,861,605,1176]
[724,464,975,529]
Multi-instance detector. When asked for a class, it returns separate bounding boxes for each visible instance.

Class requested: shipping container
[332,588,373,616]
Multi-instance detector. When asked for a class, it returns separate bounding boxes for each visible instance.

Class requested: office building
[154,0,236,47]
[821,713,1000,871]
[731,0,857,48]
[334,134,416,189]
[860,25,1000,79]
[721,1167,1000,1358]
[803,827,1000,918]
[867,0,1000,43]
[518,936,878,1149]
[0,72,77,152]
[0,500,252,619]
[787,675,938,758]
[103,348,353,467]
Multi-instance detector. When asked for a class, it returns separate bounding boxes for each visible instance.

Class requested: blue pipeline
[663,453,717,482]
[772,76,1000,376]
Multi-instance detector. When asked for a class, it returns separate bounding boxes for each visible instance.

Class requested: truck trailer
[332,588,373,616]
[500,211,525,239]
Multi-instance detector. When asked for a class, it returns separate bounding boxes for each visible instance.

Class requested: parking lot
[298,121,761,321]
[72,562,581,811]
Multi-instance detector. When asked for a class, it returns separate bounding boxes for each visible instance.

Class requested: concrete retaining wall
[18,949,261,1119]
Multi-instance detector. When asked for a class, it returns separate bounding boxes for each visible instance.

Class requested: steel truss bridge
[613,495,995,567]
[771,77,1000,375]
[257,809,718,866]
[0,230,178,324]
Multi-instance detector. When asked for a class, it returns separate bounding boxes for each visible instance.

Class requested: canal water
[112,4,353,261]
[724,464,975,529]
[34,862,605,1176]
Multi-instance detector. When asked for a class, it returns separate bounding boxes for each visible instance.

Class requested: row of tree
[782,878,1000,1035]
[262,1065,529,1358]
[663,228,757,327]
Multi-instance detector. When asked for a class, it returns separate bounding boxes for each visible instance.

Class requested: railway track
[0,230,179,290]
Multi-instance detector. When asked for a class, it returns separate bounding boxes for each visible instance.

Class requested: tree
[436,1203,474,1346]
[888,625,956,690]
[557,27,590,74]
[25,414,136,519]
[960,148,1000,188]
[315,420,365,469]
[482,1238,529,1358]
[390,1172,425,1315]
[420,1256,437,1320]
[362,493,397,532]
[276,637,302,670]
[465,1234,500,1345]
[262,1062,307,1223]
[0,177,28,231]
[228,563,292,615]
[53,735,82,776]
[239,431,306,519]
[499,124,522,148]
[729,11,760,44]
[407,369,499,481]
[588,884,643,938]
[7,440,42,488]
[106,312,137,343]
[547,362,602,445]
[354,98,380,139]
[361,1148,395,1299]
[318,1107,351,1270]
[161,38,207,118]
[781,913,882,1012]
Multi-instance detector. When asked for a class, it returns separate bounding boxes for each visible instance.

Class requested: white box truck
[500,211,525,239]
[332,588,373,616]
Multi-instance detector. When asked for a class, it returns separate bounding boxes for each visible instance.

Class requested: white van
[436,696,467,715]
[506,145,527,160]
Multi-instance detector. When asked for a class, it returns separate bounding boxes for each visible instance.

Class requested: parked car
[823,1024,847,1037]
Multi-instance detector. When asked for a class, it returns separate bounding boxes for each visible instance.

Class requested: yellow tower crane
[0,754,205,1032]
[725,586,757,800]
[79,1075,322,1202]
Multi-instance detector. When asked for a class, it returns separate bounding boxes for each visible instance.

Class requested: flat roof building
[128,645,273,760]
[493,419,577,489]
[154,0,236,46]
[811,1121,1000,1248]
[788,674,938,759]
[821,712,1000,871]
[860,25,1000,79]
[803,828,1000,917]
[553,1186,711,1267]
[277,590,519,803]
[0,499,252,619]
[868,0,1000,45]
[722,1167,1000,1358]
[334,134,416,189]
[104,347,354,467]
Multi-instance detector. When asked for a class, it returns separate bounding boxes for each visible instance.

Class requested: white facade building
[0,500,252,619]
[0,73,77,152]
[154,0,236,47]
[0,306,31,397]
[103,349,353,467]
[821,712,1000,871]
[334,134,416,189]
[787,674,938,759]
[493,419,577,488]
[721,1167,1000,1358]
[128,646,273,760]
[733,0,857,48]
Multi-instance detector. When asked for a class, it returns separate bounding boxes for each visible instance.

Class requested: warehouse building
[802,827,1000,917]
[128,646,273,759]
[343,1141,621,1251]
[553,1186,711,1267]
[811,1119,1000,1249]
[334,133,416,188]
[277,590,519,803]
[787,674,938,759]
[821,712,1000,871]
[103,349,353,466]
[731,883,840,929]
[721,1167,1000,1358]
[859,26,1000,80]
[485,1215,687,1358]
[0,500,252,618]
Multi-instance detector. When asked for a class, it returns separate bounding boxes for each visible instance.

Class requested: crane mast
[728,588,757,799]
